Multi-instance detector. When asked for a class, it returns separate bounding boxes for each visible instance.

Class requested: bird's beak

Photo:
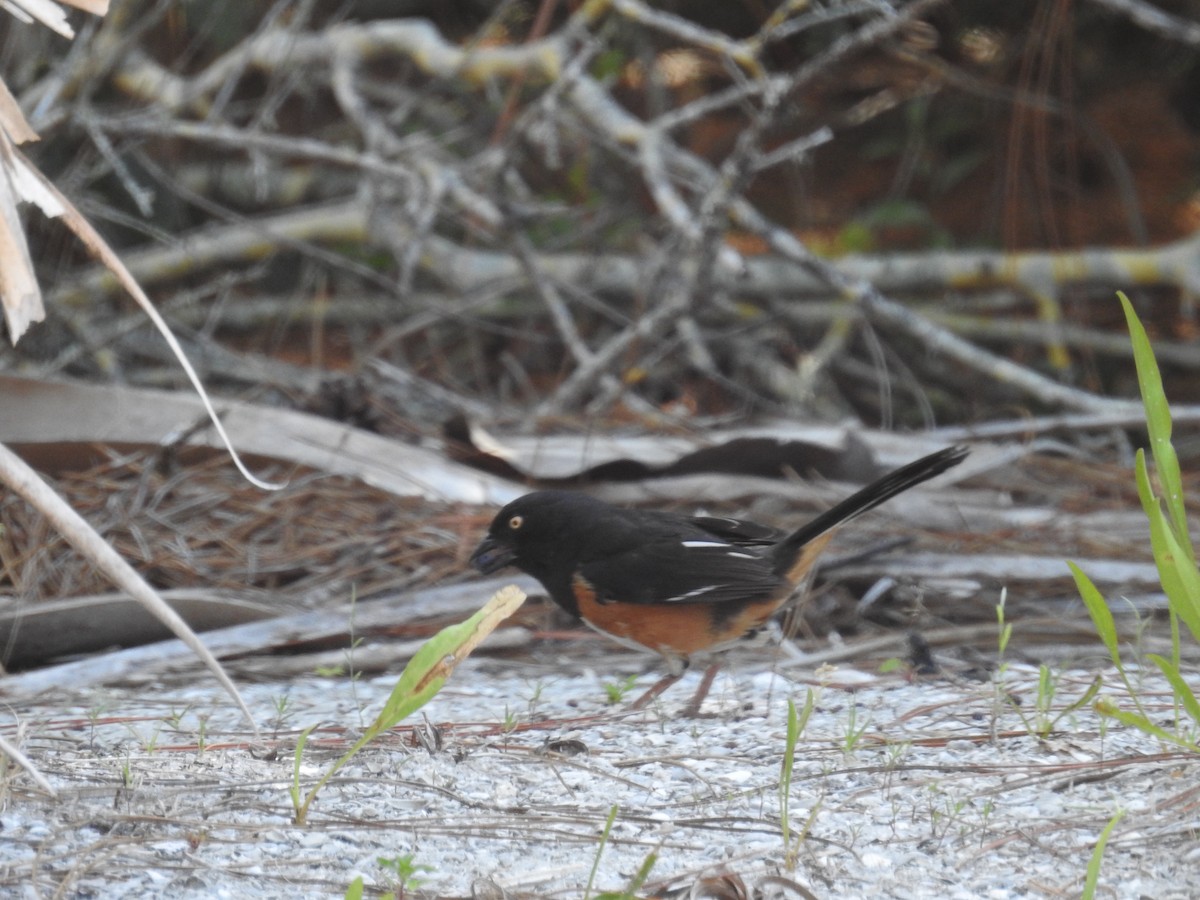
[470,535,516,574]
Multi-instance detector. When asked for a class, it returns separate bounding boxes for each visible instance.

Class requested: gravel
[1,651,1197,898]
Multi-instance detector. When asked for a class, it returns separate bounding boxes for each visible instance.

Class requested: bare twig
[0,730,54,796]
[1087,0,1200,45]
[19,3,1197,429]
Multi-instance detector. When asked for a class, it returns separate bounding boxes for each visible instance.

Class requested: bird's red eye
[508,515,523,530]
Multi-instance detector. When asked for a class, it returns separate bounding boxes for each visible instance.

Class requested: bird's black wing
[576,533,785,606]
[688,514,784,546]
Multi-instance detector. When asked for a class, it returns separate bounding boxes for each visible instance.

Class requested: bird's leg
[629,653,688,710]
[628,658,722,715]
[628,671,684,709]
[679,661,722,717]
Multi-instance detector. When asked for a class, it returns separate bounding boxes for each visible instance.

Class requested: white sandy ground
[0,653,1197,899]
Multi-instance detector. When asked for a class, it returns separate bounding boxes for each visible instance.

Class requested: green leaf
[290,723,317,816]
[836,221,874,254]
[1120,292,1192,559]
[1068,562,1120,666]
[1060,675,1103,718]
[1094,699,1200,751]
[585,805,619,900]
[344,876,365,900]
[780,696,801,848]
[1136,453,1200,643]
[1081,809,1126,900]
[293,586,525,824]
[1155,517,1200,644]
[591,48,626,81]
[369,643,451,735]
[1147,654,1200,726]
[370,585,526,735]
[783,698,799,781]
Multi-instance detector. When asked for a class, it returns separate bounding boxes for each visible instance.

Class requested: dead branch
[8,2,1198,426]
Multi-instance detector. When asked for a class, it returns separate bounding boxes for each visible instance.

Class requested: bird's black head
[470,490,607,582]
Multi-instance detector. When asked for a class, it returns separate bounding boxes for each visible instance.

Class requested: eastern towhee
[471,444,968,710]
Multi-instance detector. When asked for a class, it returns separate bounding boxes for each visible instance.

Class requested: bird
[470,444,968,712]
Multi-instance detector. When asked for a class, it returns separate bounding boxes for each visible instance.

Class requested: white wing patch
[664,584,723,602]
[681,540,759,561]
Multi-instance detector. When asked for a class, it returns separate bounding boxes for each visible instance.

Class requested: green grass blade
[1068,562,1121,666]
[1136,453,1200,643]
[1147,654,1200,726]
[1156,519,1200,644]
[1120,292,1192,559]
[1060,675,1103,718]
[1136,455,1197,629]
[780,698,798,848]
[585,805,619,900]
[594,851,658,900]
[1095,699,1200,751]
[780,689,815,860]
[290,724,317,816]
[1081,809,1125,900]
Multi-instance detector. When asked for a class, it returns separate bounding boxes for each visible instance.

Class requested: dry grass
[0,449,482,611]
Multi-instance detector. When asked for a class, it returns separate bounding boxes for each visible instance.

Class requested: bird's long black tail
[770,445,968,581]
